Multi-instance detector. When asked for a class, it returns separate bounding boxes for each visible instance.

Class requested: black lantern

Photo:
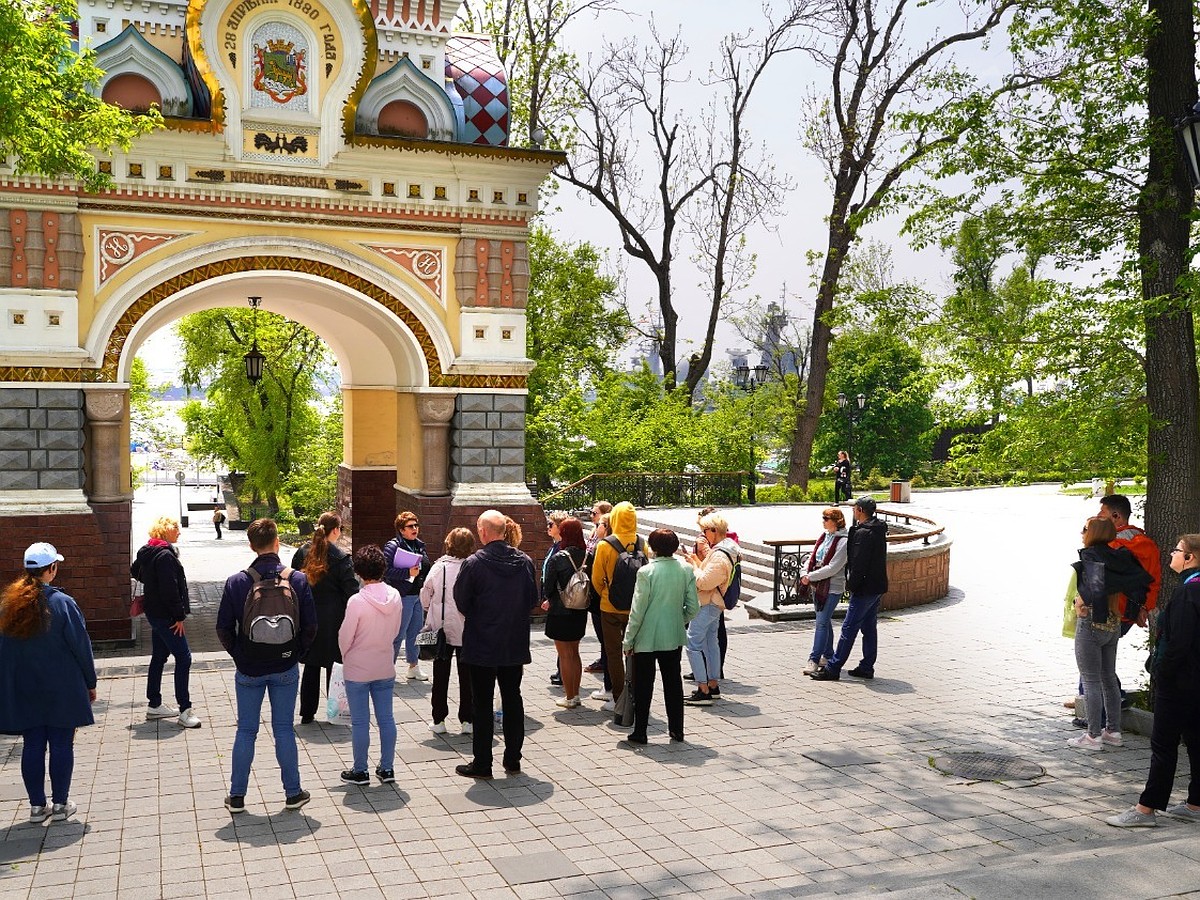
[734,363,769,391]
[1175,101,1200,190]
[244,296,265,383]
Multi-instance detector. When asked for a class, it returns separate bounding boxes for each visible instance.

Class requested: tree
[786,0,1024,488]
[176,309,333,513]
[0,0,160,190]
[560,12,802,397]
[525,226,627,488]
[814,327,935,480]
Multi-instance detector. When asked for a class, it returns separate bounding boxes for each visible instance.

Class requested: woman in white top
[801,507,849,674]
[419,528,476,735]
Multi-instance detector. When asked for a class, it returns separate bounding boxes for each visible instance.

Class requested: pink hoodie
[338,582,403,682]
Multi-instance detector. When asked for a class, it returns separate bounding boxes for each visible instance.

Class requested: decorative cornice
[0,255,528,390]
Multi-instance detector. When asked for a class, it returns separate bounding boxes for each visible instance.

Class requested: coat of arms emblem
[253,38,308,104]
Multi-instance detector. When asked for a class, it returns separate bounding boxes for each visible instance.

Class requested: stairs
[634,515,777,604]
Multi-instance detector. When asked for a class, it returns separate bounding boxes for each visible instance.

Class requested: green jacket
[623,555,699,654]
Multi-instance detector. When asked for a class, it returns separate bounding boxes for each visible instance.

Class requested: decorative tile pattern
[363,245,445,304]
[445,35,509,146]
[96,229,191,286]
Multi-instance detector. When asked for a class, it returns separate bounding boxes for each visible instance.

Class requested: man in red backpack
[216,519,317,814]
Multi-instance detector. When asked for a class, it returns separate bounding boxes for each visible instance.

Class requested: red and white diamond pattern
[445,35,509,147]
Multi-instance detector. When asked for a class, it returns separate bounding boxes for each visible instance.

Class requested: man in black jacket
[453,509,538,779]
[811,496,888,681]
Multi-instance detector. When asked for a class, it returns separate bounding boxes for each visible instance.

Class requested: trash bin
[180,515,189,528]
[890,480,911,503]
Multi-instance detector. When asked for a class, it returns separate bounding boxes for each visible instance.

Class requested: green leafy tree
[176,309,333,513]
[0,0,161,190]
[283,394,343,521]
[525,226,627,488]
[814,328,936,480]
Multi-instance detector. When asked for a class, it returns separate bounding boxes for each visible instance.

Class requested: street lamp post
[175,469,186,527]
[837,391,867,475]
[734,363,769,503]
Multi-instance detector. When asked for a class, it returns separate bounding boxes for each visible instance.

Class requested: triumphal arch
[0,0,558,638]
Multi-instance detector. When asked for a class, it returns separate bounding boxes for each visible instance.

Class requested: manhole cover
[931,752,1044,781]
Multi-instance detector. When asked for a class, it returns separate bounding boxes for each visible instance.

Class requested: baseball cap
[854,496,877,516]
[24,542,64,569]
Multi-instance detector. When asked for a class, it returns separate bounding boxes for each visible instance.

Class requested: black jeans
[469,665,524,772]
[834,479,852,503]
[589,603,611,690]
[632,648,684,740]
[299,661,334,721]
[432,646,473,725]
[1139,688,1200,810]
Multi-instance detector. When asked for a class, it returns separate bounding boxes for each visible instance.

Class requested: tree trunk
[787,222,853,488]
[1141,0,1199,583]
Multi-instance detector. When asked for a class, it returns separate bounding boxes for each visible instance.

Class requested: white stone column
[84,388,127,502]
[416,394,456,496]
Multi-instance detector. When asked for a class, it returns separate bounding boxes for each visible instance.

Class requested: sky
[140,0,1015,380]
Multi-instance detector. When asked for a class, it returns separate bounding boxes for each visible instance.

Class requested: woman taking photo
[622,529,699,744]
[800,508,849,675]
[685,513,739,706]
[1107,533,1200,827]
[542,518,589,708]
[0,543,97,822]
[1069,516,1150,751]
[420,527,476,735]
[132,516,200,728]
[291,512,359,725]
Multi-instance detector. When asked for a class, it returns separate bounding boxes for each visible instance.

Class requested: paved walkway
[2,486,1198,898]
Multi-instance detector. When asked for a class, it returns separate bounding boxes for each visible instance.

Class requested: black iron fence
[541,471,746,512]
[764,508,945,610]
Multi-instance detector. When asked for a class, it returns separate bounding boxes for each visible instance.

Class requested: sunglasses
[822,515,835,521]
[403,523,420,529]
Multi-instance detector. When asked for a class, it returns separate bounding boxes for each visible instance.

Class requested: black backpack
[241,567,299,660]
[603,535,647,612]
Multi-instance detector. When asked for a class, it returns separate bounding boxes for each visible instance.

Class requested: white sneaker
[555,696,581,708]
[29,804,50,823]
[177,708,202,729]
[1068,733,1104,751]
[147,703,179,720]
[802,660,819,675]
[460,721,473,734]
[51,801,76,822]
[407,664,428,681]
[601,700,615,712]
[1100,729,1122,746]
[590,690,612,702]
[429,721,447,734]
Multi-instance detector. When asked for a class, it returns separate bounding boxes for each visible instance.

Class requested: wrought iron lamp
[734,363,770,502]
[836,391,867,465]
[243,296,265,384]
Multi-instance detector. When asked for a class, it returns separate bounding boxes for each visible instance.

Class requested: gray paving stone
[491,849,582,886]
[802,749,882,768]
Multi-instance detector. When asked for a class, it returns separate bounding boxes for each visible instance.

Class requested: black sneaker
[683,672,695,681]
[684,690,713,706]
[503,760,521,774]
[455,763,493,780]
[375,767,395,784]
[810,667,840,681]
[285,790,310,810]
[847,667,874,680]
[709,686,721,699]
[550,672,563,686]
[340,769,370,786]
[224,795,245,814]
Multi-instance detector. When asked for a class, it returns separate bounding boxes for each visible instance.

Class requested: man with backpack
[590,501,647,713]
[215,519,317,814]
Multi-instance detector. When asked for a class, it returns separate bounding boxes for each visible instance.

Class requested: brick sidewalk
[1,486,1195,899]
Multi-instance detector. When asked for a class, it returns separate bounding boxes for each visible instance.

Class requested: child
[337,545,403,785]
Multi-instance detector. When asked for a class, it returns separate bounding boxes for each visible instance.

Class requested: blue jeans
[826,593,881,675]
[346,677,397,772]
[22,725,74,806]
[230,666,301,798]
[809,592,837,664]
[686,604,723,684]
[398,595,424,665]
[146,614,192,710]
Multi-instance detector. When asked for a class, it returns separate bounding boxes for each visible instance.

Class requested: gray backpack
[560,553,592,610]
[241,567,299,660]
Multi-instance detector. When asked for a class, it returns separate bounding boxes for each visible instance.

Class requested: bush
[756,483,809,503]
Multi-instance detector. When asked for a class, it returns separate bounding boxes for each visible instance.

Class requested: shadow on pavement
[214,811,322,846]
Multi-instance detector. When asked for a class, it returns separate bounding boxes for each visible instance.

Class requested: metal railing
[763,508,945,609]
[541,471,746,512]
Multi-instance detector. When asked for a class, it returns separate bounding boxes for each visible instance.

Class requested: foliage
[283,394,343,519]
[0,0,160,190]
[176,309,333,513]
[129,356,180,449]
[525,226,627,488]
[813,327,936,480]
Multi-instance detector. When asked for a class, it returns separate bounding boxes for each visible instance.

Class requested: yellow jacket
[591,501,639,615]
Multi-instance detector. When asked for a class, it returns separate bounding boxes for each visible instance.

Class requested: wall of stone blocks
[450,393,526,484]
[881,542,951,610]
[0,388,85,490]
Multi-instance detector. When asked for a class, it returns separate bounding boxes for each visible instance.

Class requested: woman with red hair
[541,517,589,707]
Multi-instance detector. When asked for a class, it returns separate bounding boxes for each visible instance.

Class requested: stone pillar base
[0,500,132,641]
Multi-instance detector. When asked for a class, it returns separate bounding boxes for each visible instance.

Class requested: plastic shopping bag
[326,662,352,725]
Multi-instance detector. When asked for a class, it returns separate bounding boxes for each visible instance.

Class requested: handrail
[764,507,946,609]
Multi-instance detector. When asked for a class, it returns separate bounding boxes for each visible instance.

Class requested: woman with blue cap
[0,543,97,823]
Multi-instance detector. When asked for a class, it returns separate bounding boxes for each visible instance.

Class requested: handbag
[131,579,145,617]
[326,662,351,724]
[417,572,451,661]
[613,663,635,727]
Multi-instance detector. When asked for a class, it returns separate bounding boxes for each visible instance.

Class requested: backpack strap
[714,546,737,598]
